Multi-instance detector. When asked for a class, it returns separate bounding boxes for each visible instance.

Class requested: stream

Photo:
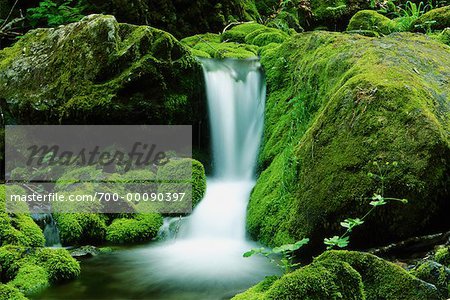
[35,58,278,299]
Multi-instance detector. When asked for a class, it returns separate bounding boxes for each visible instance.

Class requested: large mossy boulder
[0,14,204,125]
[248,31,450,252]
[234,250,439,299]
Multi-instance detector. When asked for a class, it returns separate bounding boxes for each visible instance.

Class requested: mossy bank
[247,31,450,251]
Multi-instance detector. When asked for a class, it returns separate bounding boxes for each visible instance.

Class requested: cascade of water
[113,58,276,299]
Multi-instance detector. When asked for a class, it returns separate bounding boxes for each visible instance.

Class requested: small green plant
[324,161,408,250]
[243,238,309,273]
[27,0,88,27]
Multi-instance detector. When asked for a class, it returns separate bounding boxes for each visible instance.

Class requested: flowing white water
[113,58,276,299]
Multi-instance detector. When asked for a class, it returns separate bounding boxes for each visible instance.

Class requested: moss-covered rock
[0,245,80,296]
[235,250,440,299]
[0,283,27,300]
[319,251,439,299]
[54,213,108,246]
[86,0,260,38]
[298,0,370,30]
[181,23,289,59]
[435,247,450,267]
[266,260,365,299]
[248,31,450,251]
[347,10,398,35]
[181,33,258,59]
[106,213,163,244]
[0,185,45,247]
[0,14,204,126]
[413,5,450,32]
[232,275,279,300]
[9,264,49,296]
[411,260,450,298]
[32,247,80,282]
[156,158,206,208]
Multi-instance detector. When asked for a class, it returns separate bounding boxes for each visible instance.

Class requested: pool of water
[34,241,278,300]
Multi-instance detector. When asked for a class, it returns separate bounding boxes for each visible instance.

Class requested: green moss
[347,10,398,35]
[157,158,206,207]
[233,256,365,299]
[435,247,450,267]
[0,15,204,126]
[10,264,49,296]
[414,5,450,32]
[0,246,27,281]
[318,251,439,299]
[222,23,269,43]
[0,246,80,296]
[31,248,80,283]
[233,275,279,300]
[0,284,27,300]
[249,31,450,250]
[0,185,45,248]
[54,213,107,246]
[410,261,450,298]
[106,213,163,244]
[182,33,258,59]
[182,23,289,59]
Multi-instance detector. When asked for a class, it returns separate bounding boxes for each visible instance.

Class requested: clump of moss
[249,31,450,251]
[181,33,258,59]
[411,260,450,298]
[318,251,439,299]
[106,213,163,244]
[232,275,279,300]
[182,23,289,59]
[347,10,398,35]
[236,250,440,299]
[54,213,108,246]
[222,23,289,47]
[9,264,49,296]
[32,248,80,282]
[267,260,365,299]
[435,247,450,266]
[413,5,450,32]
[0,185,45,248]
[0,246,80,296]
[222,23,269,43]
[157,158,206,207]
[0,284,27,300]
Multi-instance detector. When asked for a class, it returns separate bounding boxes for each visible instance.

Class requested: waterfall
[32,213,61,247]
[117,58,277,299]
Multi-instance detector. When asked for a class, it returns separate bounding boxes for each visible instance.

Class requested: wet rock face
[86,0,260,38]
[0,14,205,125]
[247,31,450,251]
